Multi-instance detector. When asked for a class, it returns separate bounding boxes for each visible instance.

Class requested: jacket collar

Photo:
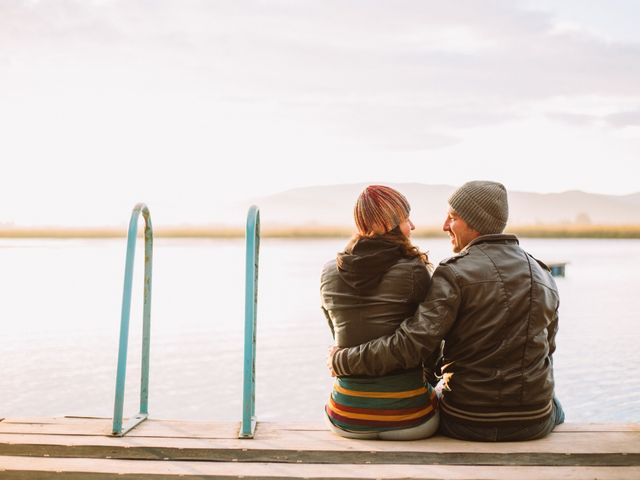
[463,233,519,251]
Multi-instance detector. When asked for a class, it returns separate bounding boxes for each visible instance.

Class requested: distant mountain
[252,183,640,227]
[621,192,640,207]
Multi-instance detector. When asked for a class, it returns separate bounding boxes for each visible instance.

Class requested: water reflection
[1,237,638,423]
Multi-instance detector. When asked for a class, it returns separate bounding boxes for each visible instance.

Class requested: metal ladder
[240,205,260,438]
[112,203,153,436]
[111,204,261,438]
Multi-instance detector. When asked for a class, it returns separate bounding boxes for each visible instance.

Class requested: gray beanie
[448,181,509,234]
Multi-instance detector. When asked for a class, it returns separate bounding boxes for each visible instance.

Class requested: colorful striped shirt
[326,368,438,432]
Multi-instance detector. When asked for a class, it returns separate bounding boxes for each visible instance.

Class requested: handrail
[112,203,153,436]
[239,205,260,438]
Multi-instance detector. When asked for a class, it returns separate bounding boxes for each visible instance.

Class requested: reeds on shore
[505,224,640,239]
[1,224,640,239]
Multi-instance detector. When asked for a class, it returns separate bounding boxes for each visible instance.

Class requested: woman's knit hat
[354,185,410,236]
[448,180,509,234]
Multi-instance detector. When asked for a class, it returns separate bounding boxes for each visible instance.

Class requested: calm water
[1,237,639,423]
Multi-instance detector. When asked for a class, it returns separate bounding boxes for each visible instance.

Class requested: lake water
[1,237,639,424]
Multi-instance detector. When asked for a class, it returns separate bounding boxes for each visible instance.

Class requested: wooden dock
[0,417,638,479]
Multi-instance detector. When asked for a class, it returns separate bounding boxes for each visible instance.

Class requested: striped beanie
[354,185,410,236]
[448,181,509,234]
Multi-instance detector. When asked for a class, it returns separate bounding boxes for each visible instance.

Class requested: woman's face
[399,217,415,238]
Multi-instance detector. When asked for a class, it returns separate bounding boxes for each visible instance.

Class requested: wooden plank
[2,424,639,454]
[1,433,638,466]
[0,418,112,436]
[1,419,639,449]
[1,456,639,480]
[1,419,638,466]
[555,423,640,432]
[3,428,640,454]
[1,443,637,466]
[3,417,637,436]
[0,417,240,439]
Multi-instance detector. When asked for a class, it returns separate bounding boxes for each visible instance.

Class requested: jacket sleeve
[332,264,461,377]
[547,301,559,358]
[322,306,335,339]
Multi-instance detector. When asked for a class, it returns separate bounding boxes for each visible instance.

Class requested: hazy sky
[2,0,639,226]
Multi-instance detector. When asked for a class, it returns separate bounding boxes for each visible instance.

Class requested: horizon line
[1,224,640,239]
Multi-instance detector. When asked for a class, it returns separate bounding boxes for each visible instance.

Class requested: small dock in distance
[548,261,568,277]
[1,417,639,479]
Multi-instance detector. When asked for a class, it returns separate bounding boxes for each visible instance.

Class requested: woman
[321,185,439,440]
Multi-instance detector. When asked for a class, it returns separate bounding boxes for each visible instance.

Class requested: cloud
[546,112,598,127]
[1,1,639,159]
[4,1,639,99]
[605,109,640,128]
[546,107,640,129]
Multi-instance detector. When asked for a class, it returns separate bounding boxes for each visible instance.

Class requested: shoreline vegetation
[1,225,640,239]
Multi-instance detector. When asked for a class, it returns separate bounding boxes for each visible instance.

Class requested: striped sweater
[326,368,438,432]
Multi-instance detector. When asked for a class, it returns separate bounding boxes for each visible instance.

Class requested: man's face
[443,208,481,253]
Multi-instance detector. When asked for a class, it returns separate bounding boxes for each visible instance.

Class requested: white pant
[325,410,440,440]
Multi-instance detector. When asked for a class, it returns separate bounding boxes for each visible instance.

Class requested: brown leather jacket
[332,234,560,425]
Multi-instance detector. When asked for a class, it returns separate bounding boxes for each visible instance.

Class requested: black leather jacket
[332,234,560,425]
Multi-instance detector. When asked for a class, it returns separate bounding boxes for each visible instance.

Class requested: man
[328,180,564,441]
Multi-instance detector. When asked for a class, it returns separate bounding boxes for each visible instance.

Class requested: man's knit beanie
[354,185,410,236]
[448,181,509,234]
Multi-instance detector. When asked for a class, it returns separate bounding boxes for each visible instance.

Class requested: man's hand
[327,345,340,377]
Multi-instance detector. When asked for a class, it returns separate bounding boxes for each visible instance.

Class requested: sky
[1,0,639,226]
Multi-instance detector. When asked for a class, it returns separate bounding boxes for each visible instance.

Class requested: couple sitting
[321,181,564,442]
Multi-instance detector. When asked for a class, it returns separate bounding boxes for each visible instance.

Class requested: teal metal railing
[239,205,260,438]
[112,203,153,436]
